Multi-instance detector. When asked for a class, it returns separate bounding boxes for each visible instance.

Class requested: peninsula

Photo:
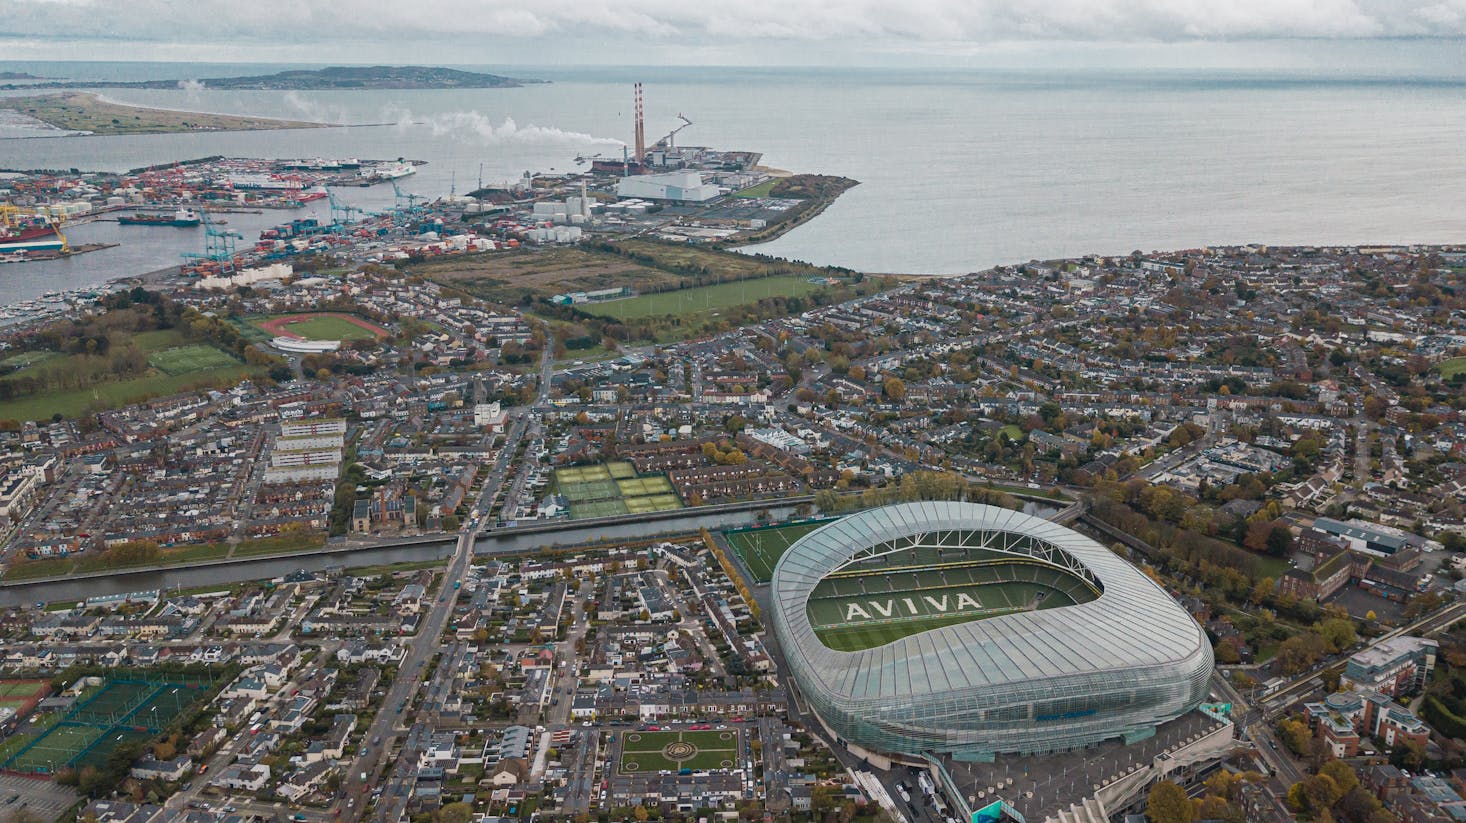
[0,93,324,136]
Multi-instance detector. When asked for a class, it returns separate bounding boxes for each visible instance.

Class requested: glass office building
[770,501,1213,759]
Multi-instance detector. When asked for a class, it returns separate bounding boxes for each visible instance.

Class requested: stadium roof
[771,501,1209,701]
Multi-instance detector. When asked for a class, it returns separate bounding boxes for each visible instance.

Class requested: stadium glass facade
[770,501,1213,760]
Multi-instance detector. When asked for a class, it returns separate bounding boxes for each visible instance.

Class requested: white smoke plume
[283,92,353,126]
[382,105,624,148]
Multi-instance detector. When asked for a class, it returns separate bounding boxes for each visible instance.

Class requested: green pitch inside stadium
[806,541,1100,651]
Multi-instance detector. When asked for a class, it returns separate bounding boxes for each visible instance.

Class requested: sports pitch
[723,520,834,583]
[0,678,210,774]
[554,463,682,519]
[148,344,240,377]
[620,729,739,773]
[806,562,1095,652]
[254,313,388,342]
[0,681,47,699]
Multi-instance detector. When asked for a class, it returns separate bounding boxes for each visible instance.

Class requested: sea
[1,61,1465,305]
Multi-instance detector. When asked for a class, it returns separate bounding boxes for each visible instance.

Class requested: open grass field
[607,460,636,479]
[732,179,779,198]
[620,729,739,773]
[230,533,328,557]
[410,246,676,306]
[723,520,835,583]
[585,276,826,321]
[255,312,387,341]
[148,344,240,376]
[1438,357,1466,379]
[1,556,74,581]
[0,328,259,422]
[998,424,1025,442]
[0,351,60,370]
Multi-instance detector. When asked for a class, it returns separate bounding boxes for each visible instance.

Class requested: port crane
[391,180,423,210]
[389,180,426,227]
[325,187,368,234]
[181,209,240,272]
[654,113,693,150]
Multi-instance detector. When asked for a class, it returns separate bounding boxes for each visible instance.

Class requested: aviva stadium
[770,501,1212,760]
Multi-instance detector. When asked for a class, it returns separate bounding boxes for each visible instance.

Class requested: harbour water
[3,63,1465,304]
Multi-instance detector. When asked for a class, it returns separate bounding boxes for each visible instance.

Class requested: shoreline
[0,92,326,137]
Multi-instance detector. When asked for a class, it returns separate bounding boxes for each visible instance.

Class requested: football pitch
[0,678,210,774]
[619,730,739,773]
[723,520,835,583]
[148,344,240,377]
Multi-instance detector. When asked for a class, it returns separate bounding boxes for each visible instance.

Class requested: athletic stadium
[770,501,1213,760]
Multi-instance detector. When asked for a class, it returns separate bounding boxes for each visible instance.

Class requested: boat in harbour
[118,208,203,227]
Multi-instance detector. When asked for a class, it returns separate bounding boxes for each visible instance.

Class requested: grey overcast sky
[4,0,1466,70]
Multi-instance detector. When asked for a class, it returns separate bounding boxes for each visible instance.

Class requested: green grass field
[724,521,833,583]
[0,351,60,370]
[620,730,739,773]
[813,611,1020,652]
[607,461,636,479]
[585,276,827,321]
[260,314,382,341]
[2,556,76,581]
[0,328,257,422]
[1438,357,1466,379]
[148,344,240,376]
[732,180,779,198]
[998,424,1025,442]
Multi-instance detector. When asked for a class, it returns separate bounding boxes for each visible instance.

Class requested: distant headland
[0,65,544,92]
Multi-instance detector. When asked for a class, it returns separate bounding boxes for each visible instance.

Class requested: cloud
[7,0,1466,50]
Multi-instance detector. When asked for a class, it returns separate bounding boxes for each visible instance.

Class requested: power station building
[615,171,721,203]
[770,501,1213,761]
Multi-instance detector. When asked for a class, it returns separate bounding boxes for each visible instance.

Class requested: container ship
[0,217,59,247]
[118,208,202,227]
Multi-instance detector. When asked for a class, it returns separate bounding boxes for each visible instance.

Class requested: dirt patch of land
[0,93,324,136]
[408,247,683,306]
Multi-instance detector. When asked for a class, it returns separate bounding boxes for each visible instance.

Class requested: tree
[1316,618,1357,654]
[1277,717,1313,756]
[882,377,906,402]
[1146,780,1194,823]
[1266,524,1295,556]
[632,805,650,822]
